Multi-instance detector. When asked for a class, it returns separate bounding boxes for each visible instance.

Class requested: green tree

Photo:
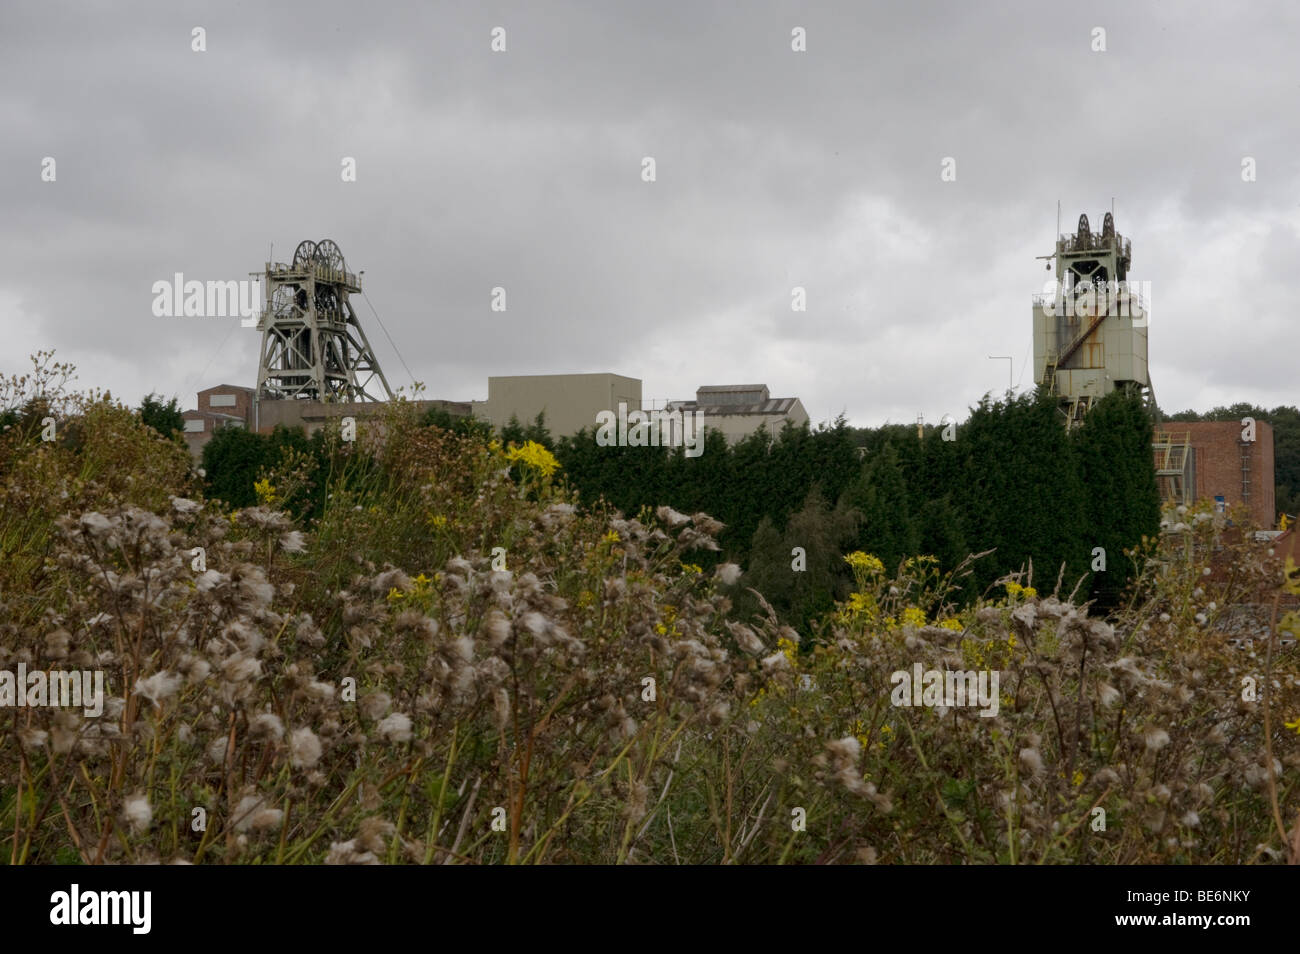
[742,486,858,637]
[915,493,969,579]
[139,393,184,439]
[953,392,1088,595]
[499,411,553,449]
[840,442,919,575]
[522,411,554,450]
[1268,405,1300,521]
[1072,389,1161,609]
[202,425,269,508]
[500,414,527,448]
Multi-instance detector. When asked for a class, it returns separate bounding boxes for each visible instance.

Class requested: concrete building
[182,384,254,457]
[665,384,809,444]
[472,373,642,438]
[1170,420,1276,529]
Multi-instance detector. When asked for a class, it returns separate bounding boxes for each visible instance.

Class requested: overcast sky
[3,1,1299,429]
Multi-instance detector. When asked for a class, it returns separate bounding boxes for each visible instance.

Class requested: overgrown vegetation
[1,355,1296,865]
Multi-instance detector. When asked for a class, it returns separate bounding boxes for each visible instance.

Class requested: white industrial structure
[1032,212,1150,425]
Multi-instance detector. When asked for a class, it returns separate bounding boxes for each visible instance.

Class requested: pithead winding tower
[254,240,393,403]
[1032,212,1151,426]
[1032,212,1191,507]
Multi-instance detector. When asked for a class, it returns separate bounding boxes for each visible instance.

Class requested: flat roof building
[473,373,642,438]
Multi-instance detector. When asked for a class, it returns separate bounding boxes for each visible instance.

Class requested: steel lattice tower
[254,239,392,403]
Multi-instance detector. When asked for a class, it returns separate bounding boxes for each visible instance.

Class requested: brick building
[181,384,254,457]
[1174,420,1276,529]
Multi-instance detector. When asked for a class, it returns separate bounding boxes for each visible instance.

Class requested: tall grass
[0,356,1296,864]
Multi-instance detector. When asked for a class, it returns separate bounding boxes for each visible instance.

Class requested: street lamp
[988,355,1012,394]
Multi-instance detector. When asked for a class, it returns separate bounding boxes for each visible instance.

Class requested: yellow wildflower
[505,440,560,478]
[837,591,880,624]
[253,478,277,506]
[900,606,926,628]
[777,636,798,665]
[844,552,885,574]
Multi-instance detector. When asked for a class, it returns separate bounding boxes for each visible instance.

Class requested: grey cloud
[2,0,1298,423]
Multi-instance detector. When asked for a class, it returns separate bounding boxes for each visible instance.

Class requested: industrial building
[665,384,809,444]
[471,373,642,438]
[181,384,253,457]
[470,378,809,444]
[468,377,809,444]
[1167,420,1275,529]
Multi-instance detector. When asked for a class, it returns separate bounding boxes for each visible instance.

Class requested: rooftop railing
[1057,234,1131,257]
[268,262,361,288]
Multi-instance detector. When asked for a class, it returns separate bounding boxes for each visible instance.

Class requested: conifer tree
[841,442,919,575]
[1073,388,1161,608]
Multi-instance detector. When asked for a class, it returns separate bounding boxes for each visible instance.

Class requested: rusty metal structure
[254,240,392,403]
[1152,429,1194,508]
